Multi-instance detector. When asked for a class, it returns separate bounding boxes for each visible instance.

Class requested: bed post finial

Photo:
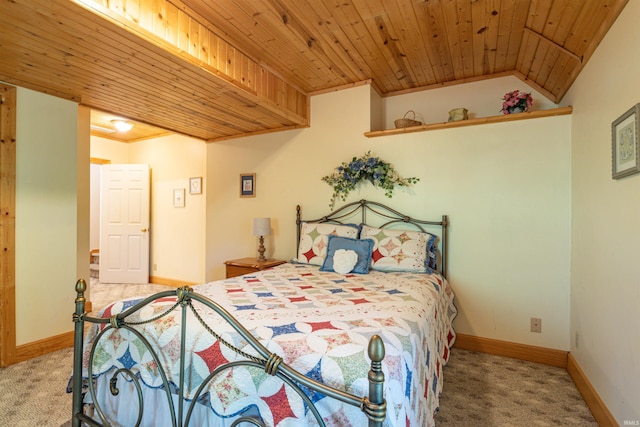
[75,278,86,296]
[365,335,386,426]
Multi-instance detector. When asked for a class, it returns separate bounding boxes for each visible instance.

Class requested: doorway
[90,161,151,284]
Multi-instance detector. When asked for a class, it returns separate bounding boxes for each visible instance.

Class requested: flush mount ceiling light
[111,119,133,132]
[90,124,115,133]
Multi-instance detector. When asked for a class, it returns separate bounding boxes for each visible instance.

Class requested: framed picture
[612,103,640,179]
[173,188,185,207]
[189,177,202,194]
[240,173,256,198]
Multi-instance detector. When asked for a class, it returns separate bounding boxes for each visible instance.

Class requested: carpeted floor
[435,349,597,426]
[0,281,597,426]
[0,346,74,427]
[0,348,598,427]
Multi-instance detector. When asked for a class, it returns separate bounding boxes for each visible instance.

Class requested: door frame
[0,84,17,367]
[90,157,110,273]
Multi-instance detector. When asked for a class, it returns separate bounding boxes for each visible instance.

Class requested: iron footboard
[71,278,386,427]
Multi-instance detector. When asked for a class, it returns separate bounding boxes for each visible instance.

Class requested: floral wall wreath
[321,151,419,209]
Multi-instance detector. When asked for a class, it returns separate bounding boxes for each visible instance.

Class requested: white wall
[564,2,640,424]
[206,82,572,350]
[15,87,84,344]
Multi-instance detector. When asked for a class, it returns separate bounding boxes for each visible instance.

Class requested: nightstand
[224,257,286,279]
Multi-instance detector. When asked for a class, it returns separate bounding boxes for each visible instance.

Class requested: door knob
[141,228,148,232]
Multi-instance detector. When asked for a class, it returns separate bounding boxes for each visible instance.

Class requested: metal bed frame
[71,199,448,426]
[71,283,386,427]
[297,199,449,278]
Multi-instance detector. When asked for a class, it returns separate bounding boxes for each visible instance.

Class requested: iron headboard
[296,199,449,278]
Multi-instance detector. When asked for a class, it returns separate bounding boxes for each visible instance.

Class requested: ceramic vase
[507,106,525,114]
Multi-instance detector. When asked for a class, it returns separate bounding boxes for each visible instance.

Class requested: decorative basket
[394,110,422,128]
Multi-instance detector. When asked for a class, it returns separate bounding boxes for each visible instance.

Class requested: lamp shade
[252,217,271,236]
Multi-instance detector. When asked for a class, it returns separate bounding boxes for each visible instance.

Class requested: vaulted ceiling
[0,0,628,142]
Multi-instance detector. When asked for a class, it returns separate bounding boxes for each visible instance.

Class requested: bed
[70,200,457,426]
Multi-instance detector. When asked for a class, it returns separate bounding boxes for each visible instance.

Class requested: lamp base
[257,236,266,262]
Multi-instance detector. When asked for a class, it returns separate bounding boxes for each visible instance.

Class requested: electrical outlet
[575,331,579,348]
[530,317,542,333]
[153,263,158,271]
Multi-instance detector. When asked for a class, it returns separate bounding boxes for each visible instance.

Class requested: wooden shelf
[364,106,573,138]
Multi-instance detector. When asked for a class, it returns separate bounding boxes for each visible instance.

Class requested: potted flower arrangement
[321,151,419,209]
[500,90,533,114]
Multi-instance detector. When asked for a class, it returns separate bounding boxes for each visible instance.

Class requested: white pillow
[332,249,358,274]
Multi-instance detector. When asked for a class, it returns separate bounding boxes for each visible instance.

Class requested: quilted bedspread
[82,263,457,426]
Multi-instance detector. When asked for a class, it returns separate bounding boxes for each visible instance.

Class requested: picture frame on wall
[189,177,202,194]
[612,103,640,179]
[240,173,256,198]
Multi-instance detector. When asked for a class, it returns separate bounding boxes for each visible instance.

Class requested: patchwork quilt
[81,263,457,426]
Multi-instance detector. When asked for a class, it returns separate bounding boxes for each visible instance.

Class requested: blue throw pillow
[320,235,374,274]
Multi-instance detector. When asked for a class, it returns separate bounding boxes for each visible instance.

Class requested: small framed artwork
[173,188,185,207]
[240,173,256,198]
[612,103,640,179]
[189,177,202,194]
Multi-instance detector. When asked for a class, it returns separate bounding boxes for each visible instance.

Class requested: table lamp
[252,217,271,262]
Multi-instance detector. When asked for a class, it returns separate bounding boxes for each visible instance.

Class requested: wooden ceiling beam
[77,0,308,120]
[0,0,629,141]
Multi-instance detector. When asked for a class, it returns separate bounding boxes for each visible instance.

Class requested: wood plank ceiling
[0,0,628,142]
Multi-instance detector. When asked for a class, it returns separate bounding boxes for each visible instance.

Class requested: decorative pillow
[295,222,359,266]
[320,235,374,274]
[332,249,358,274]
[360,225,437,273]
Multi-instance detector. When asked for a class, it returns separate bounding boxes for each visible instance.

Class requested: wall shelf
[364,106,573,138]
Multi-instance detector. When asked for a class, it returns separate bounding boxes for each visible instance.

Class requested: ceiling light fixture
[90,124,116,133]
[111,119,133,132]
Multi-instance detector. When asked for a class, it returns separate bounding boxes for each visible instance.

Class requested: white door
[100,164,150,284]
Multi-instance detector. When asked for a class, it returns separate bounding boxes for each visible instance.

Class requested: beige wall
[564,2,640,424]
[206,82,572,351]
[382,74,561,129]
[91,136,130,163]
[129,135,207,284]
[15,87,84,344]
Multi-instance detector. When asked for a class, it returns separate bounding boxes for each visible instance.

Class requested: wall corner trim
[567,353,618,427]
